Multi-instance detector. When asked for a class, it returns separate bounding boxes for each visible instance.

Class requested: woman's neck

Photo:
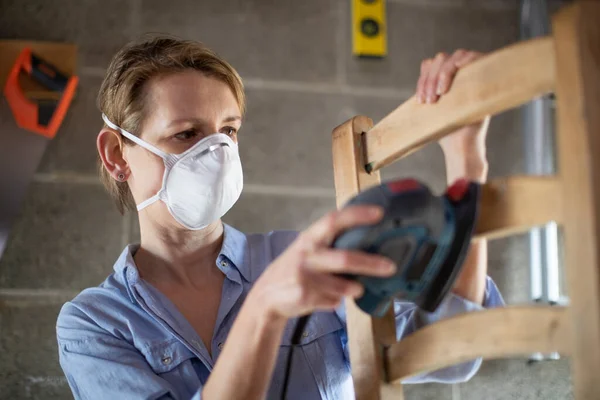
[135,217,225,288]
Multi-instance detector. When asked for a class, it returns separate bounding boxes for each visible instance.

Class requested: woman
[56,35,503,400]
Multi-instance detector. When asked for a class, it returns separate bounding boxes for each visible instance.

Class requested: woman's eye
[222,127,237,136]
[174,129,197,141]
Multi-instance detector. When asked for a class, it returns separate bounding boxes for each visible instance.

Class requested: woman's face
[124,70,242,228]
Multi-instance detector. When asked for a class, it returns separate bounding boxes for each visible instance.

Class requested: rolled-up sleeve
[57,302,203,400]
[336,276,505,384]
[397,276,505,383]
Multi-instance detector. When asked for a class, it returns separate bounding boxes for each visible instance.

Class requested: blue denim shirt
[56,223,504,400]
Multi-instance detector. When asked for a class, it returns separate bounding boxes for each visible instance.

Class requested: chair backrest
[330,2,600,399]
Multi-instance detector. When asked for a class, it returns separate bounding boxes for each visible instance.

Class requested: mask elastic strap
[136,194,160,211]
[102,114,169,160]
[102,114,170,211]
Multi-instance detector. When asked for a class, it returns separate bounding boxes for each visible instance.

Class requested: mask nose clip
[193,142,230,161]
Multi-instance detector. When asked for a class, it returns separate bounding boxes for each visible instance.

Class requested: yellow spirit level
[351,0,387,58]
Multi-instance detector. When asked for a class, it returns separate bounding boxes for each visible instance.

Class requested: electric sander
[282,178,481,399]
[333,177,481,316]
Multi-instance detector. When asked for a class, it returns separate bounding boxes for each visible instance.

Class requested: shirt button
[220,260,228,268]
[161,356,172,365]
[302,331,309,339]
[218,342,224,350]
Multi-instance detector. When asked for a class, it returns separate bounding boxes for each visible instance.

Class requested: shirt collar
[113,223,252,303]
[219,223,251,282]
[113,243,139,276]
[113,243,142,304]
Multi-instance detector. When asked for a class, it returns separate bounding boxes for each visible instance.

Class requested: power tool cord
[280,314,310,399]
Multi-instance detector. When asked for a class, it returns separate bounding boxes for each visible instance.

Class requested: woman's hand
[207,207,395,400]
[415,49,491,305]
[250,206,397,321]
[416,49,490,184]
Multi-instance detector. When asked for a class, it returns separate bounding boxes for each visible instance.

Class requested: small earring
[117,173,126,181]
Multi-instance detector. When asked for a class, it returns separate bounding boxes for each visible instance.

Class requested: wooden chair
[331,2,599,399]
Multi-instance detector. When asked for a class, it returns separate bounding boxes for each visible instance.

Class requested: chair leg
[332,116,401,400]
[553,2,600,399]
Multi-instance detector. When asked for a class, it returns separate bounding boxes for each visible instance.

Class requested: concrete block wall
[0,0,572,399]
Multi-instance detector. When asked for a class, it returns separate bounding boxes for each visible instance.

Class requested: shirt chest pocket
[270,312,351,400]
[141,340,202,399]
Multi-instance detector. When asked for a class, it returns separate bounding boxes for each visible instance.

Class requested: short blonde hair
[97,34,245,214]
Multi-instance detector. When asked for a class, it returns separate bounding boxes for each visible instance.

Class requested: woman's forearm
[452,237,487,305]
[202,289,288,400]
[443,121,489,305]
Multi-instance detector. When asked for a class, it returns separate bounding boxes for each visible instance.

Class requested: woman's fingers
[289,272,362,314]
[416,58,432,103]
[307,271,364,299]
[454,50,483,68]
[438,50,483,96]
[313,292,346,312]
[436,49,467,96]
[423,52,448,104]
[304,249,396,277]
[302,206,384,247]
[418,49,485,102]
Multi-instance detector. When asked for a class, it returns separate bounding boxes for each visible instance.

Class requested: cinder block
[0,0,82,47]
[0,302,72,400]
[141,0,339,82]
[223,191,336,234]
[240,89,350,188]
[0,373,72,400]
[76,0,135,69]
[464,0,518,11]
[0,183,124,290]
[0,0,133,69]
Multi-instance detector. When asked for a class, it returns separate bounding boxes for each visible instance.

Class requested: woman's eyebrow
[167,117,203,128]
[223,116,242,123]
[167,116,242,128]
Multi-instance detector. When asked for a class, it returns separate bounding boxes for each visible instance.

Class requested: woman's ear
[97,128,129,181]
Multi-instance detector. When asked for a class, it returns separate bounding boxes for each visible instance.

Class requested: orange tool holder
[3,47,79,139]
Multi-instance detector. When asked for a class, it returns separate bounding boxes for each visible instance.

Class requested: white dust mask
[102,114,243,230]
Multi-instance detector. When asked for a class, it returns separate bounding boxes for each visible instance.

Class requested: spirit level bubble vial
[352,0,387,58]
